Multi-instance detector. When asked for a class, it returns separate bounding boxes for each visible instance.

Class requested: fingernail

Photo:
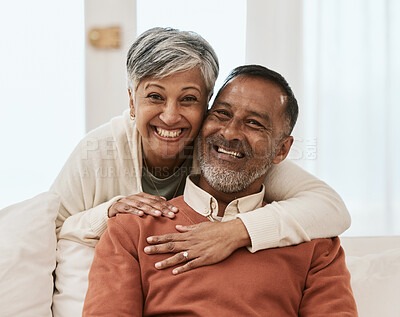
[154,210,161,216]
[168,212,175,217]
[172,269,178,275]
[155,262,162,269]
[144,247,151,253]
[171,207,178,212]
[147,237,153,242]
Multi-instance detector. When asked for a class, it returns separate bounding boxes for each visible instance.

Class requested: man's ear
[272,136,294,164]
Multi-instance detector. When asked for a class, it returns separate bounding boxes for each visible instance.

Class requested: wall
[85,0,136,132]
[246,0,306,165]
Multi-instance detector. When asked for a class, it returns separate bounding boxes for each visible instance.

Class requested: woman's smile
[131,67,208,167]
[154,126,184,139]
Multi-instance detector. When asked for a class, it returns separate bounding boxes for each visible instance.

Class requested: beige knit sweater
[52,110,351,251]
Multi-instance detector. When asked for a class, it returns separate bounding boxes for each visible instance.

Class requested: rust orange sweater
[83,196,357,316]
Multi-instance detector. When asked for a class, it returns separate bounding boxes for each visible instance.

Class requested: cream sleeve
[236,160,351,252]
[50,130,140,247]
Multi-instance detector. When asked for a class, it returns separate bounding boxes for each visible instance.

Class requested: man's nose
[220,119,243,141]
[159,101,182,126]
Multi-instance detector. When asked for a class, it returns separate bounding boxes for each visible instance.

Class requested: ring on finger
[182,251,189,260]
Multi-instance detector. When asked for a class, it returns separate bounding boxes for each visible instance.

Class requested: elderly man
[83,65,357,316]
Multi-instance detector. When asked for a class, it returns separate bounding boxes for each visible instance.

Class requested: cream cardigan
[52,110,350,252]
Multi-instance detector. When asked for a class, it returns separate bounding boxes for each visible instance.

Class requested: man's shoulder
[109,199,201,236]
[168,196,187,210]
[310,237,341,251]
[266,237,342,266]
[305,237,344,265]
[169,196,209,224]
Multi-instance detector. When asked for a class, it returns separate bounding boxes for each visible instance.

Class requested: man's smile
[214,145,244,158]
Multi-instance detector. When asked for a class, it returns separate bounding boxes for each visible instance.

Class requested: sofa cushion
[52,239,95,317]
[346,248,400,317]
[0,192,59,317]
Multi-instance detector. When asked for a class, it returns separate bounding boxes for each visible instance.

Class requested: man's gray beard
[196,136,276,194]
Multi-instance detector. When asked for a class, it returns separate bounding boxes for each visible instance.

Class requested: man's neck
[198,176,264,217]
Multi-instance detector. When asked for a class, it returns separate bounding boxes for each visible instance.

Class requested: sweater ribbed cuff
[89,196,125,238]
[236,208,280,253]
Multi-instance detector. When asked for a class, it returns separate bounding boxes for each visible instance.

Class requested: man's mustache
[204,133,253,158]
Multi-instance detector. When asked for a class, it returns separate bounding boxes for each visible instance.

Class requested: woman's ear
[128,89,136,120]
[272,136,294,164]
[128,89,134,110]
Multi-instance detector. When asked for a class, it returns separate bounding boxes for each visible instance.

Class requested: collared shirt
[183,174,265,222]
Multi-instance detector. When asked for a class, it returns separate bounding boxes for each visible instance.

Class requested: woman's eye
[182,96,197,102]
[147,94,163,101]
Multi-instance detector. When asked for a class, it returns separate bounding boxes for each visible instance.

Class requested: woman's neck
[143,148,193,179]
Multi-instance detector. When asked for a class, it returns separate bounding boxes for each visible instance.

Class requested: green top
[141,157,193,200]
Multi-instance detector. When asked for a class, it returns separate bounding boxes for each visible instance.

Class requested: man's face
[196,75,290,193]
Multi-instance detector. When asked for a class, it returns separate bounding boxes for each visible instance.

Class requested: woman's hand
[108,192,178,218]
[143,219,251,274]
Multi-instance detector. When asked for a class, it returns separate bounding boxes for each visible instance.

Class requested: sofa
[0,192,399,316]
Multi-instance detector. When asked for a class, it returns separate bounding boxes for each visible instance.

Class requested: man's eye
[247,119,264,128]
[215,109,230,116]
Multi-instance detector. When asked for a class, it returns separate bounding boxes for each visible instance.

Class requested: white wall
[85,0,136,132]
[0,1,84,208]
[246,0,308,167]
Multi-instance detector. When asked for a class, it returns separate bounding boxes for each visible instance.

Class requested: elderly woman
[52,27,350,274]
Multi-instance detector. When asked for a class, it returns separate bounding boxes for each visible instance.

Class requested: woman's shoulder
[84,110,129,141]
[61,109,138,170]
[76,110,136,152]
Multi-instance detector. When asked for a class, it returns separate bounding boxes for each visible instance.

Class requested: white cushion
[346,248,400,317]
[0,192,59,317]
[52,239,95,316]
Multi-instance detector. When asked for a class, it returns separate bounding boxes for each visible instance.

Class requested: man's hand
[108,192,178,218]
[144,219,251,274]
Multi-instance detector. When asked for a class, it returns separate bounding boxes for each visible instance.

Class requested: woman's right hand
[108,193,179,218]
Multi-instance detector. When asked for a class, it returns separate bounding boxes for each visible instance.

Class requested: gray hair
[126,27,219,97]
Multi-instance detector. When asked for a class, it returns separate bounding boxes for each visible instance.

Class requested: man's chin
[207,159,244,173]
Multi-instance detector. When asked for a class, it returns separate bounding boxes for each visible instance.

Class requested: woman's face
[130,67,208,163]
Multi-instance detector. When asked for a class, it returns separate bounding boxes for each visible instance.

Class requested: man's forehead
[214,76,287,112]
[221,76,286,101]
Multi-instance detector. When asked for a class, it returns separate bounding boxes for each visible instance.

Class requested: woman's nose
[159,102,182,126]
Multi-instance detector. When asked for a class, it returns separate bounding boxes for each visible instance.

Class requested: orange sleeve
[83,216,142,316]
[299,238,358,317]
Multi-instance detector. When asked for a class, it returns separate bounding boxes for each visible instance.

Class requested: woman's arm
[144,159,350,273]
[50,134,126,246]
[237,159,351,252]
[51,123,178,247]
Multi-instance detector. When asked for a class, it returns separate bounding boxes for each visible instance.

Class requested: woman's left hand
[143,219,251,274]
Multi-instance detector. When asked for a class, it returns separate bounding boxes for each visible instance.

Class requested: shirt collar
[183,174,265,222]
